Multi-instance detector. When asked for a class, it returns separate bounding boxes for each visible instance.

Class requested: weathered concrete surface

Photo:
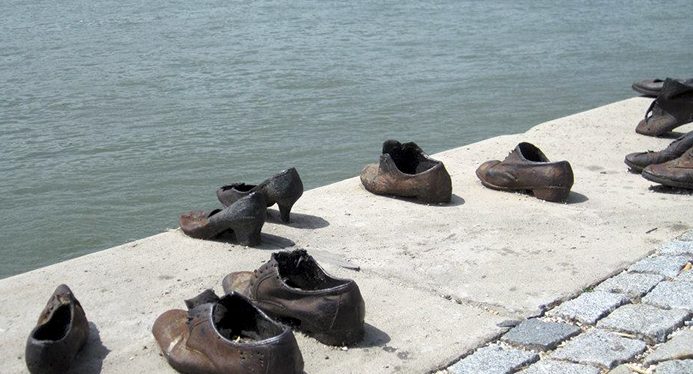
[1,98,692,373]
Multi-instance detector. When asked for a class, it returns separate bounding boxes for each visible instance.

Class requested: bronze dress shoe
[476,142,574,202]
[179,192,266,246]
[25,284,89,374]
[360,139,452,203]
[641,145,693,189]
[625,131,693,173]
[631,78,690,97]
[217,168,304,223]
[152,291,304,374]
[223,249,366,346]
[636,78,693,137]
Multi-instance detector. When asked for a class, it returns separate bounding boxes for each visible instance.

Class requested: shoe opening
[33,304,71,341]
[517,142,549,163]
[213,294,283,343]
[384,141,438,174]
[274,250,348,291]
[220,183,255,192]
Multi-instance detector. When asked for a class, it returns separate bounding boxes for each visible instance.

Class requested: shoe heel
[277,200,295,223]
[229,220,262,246]
[310,326,364,346]
[532,187,570,202]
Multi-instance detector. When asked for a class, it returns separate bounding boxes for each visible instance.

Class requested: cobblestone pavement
[438,230,693,374]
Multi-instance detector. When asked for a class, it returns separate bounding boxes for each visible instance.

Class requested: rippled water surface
[1,0,692,278]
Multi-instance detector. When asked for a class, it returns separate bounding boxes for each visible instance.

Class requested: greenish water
[1,0,692,278]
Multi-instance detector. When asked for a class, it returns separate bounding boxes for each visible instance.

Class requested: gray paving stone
[678,230,693,241]
[501,318,581,351]
[447,344,538,374]
[608,364,634,374]
[595,272,665,298]
[643,281,693,312]
[518,360,600,374]
[676,270,693,283]
[659,240,693,256]
[645,329,693,365]
[548,291,628,324]
[628,255,692,278]
[551,329,646,369]
[597,304,690,343]
[654,359,693,374]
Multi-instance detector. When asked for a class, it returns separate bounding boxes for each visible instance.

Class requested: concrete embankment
[1,98,691,374]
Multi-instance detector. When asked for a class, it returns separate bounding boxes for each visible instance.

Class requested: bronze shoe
[152,290,304,374]
[179,192,266,246]
[641,145,693,189]
[25,284,89,374]
[476,142,574,202]
[223,249,366,346]
[217,168,304,223]
[360,140,452,203]
[636,78,693,137]
[631,78,691,97]
[625,131,693,173]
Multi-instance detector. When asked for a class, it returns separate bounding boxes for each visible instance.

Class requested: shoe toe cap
[475,160,501,179]
[222,271,254,295]
[152,309,188,355]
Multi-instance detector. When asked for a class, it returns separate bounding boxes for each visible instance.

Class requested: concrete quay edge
[1,97,691,374]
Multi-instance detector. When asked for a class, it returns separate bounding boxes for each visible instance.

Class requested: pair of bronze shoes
[179,168,303,246]
[476,142,574,203]
[152,249,366,374]
[359,140,574,203]
[635,78,693,137]
[626,131,693,189]
[25,285,89,374]
[360,140,453,203]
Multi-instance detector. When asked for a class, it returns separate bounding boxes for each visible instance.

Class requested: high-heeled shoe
[217,168,303,223]
[179,192,266,246]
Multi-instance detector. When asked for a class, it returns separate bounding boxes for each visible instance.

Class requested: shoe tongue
[184,289,220,310]
[503,145,526,162]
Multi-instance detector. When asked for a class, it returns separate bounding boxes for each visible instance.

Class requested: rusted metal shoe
[625,131,693,173]
[223,249,366,346]
[25,284,89,374]
[476,142,574,202]
[360,140,452,204]
[217,168,303,223]
[641,145,693,189]
[636,78,693,137]
[179,192,266,246]
[153,290,304,374]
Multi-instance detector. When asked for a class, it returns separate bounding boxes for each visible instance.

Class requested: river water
[2,0,692,278]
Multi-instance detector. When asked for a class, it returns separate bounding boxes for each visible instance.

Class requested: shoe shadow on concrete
[265,210,330,229]
[257,233,296,249]
[649,185,693,195]
[68,322,110,374]
[354,323,391,348]
[565,191,589,204]
[390,193,465,207]
[212,232,296,250]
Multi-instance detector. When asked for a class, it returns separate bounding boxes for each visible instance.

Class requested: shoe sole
[641,170,693,189]
[631,84,660,98]
[477,177,570,202]
[624,158,645,174]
